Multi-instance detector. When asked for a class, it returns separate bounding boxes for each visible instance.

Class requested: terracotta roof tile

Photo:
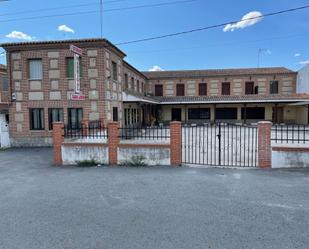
[143,67,296,79]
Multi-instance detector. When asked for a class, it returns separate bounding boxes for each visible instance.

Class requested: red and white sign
[69,45,83,95]
[70,45,83,56]
[71,93,86,100]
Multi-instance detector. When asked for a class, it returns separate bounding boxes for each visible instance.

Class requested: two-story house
[1,38,309,146]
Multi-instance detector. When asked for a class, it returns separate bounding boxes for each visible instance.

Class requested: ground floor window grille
[29,108,44,130]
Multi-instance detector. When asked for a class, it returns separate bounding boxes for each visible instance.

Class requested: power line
[0,0,199,22]
[115,4,309,45]
[124,32,309,54]
[0,0,126,17]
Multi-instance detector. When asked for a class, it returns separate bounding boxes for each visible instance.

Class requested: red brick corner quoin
[257,121,272,168]
[170,121,182,167]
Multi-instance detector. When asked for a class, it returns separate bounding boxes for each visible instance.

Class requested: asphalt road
[0,148,308,249]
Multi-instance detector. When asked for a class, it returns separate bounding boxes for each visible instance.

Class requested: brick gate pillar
[170,121,182,166]
[53,122,64,166]
[108,122,119,166]
[257,121,272,168]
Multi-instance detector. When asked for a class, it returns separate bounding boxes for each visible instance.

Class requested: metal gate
[182,123,258,167]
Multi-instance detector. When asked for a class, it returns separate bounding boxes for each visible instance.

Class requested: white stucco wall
[62,145,108,165]
[297,64,309,93]
[272,149,309,168]
[118,146,170,166]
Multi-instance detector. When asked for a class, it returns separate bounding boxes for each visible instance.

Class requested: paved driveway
[0,148,308,249]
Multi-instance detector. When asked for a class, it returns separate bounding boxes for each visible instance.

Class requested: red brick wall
[258,121,272,168]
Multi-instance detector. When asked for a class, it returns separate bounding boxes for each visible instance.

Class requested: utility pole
[100,0,103,38]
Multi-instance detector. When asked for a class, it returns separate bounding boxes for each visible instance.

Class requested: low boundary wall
[53,121,181,167]
[272,146,309,168]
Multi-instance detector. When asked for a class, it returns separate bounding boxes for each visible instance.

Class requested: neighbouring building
[1,38,309,146]
[0,64,9,120]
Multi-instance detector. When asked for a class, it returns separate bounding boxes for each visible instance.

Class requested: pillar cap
[257,121,272,125]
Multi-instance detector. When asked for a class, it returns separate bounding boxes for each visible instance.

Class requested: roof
[123,61,147,80]
[122,92,159,104]
[143,67,296,79]
[151,94,309,104]
[0,38,126,57]
[0,64,6,71]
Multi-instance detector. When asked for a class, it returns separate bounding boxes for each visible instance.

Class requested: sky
[0,0,308,71]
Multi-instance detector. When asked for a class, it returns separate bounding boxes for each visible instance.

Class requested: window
[188,108,210,120]
[1,76,8,91]
[215,108,237,119]
[199,83,207,96]
[29,108,44,130]
[124,73,128,89]
[112,61,117,81]
[155,84,163,96]
[221,82,230,95]
[245,82,254,95]
[241,107,265,120]
[176,84,185,96]
[66,57,82,78]
[48,108,64,130]
[254,86,259,94]
[68,108,83,129]
[137,80,140,93]
[28,59,42,80]
[113,107,118,122]
[131,77,134,90]
[270,81,279,94]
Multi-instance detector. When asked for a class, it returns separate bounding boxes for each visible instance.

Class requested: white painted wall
[0,114,10,148]
[297,64,309,93]
[118,146,170,166]
[272,149,309,168]
[62,145,108,165]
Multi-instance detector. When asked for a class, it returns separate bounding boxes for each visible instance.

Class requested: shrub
[119,155,147,167]
[76,159,99,167]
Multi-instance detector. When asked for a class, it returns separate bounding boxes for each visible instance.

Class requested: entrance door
[0,114,10,148]
[171,108,182,121]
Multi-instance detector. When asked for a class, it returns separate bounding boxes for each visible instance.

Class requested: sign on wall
[70,45,85,100]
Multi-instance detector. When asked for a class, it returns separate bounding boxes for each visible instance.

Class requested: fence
[53,121,180,166]
[63,122,107,140]
[53,121,275,168]
[118,125,170,141]
[182,123,258,167]
[271,124,309,144]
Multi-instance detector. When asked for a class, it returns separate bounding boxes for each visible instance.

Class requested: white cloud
[148,65,164,72]
[294,53,301,57]
[299,60,309,65]
[6,31,34,40]
[223,11,263,32]
[58,25,75,33]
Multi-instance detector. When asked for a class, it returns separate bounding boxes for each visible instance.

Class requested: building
[0,64,9,119]
[143,68,309,124]
[1,38,309,146]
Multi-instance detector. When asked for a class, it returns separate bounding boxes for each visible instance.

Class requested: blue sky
[0,0,308,71]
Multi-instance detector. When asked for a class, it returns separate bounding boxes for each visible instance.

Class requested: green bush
[76,159,99,167]
[119,155,147,167]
